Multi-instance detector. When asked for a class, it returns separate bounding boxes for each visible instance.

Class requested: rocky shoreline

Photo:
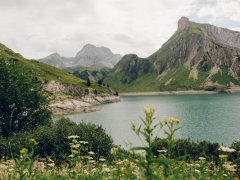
[51,95,120,116]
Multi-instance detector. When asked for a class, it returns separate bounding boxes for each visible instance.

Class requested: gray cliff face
[74,44,122,68]
[151,17,240,76]
[177,16,240,49]
[203,24,240,49]
[39,44,122,68]
[177,16,190,31]
[106,17,240,91]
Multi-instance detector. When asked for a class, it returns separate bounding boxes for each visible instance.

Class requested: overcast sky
[0,0,239,59]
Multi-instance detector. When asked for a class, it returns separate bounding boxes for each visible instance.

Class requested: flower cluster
[165,117,181,125]
[29,138,38,146]
[218,146,235,153]
[223,162,237,172]
[68,135,81,157]
[144,107,155,117]
[20,148,28,155]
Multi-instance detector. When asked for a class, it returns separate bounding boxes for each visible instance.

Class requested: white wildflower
[157,149,168,153]
[68,135,80,139]
[218,146,235,153]
[69,154,74,158]
[195,169,201,173]
[99,158,106,162]
[88,151,95,155]
[198,157,206,161]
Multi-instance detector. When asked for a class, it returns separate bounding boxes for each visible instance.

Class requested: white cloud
[0,0,238,59]
[196,0,240,23]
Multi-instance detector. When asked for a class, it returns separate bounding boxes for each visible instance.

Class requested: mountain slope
[105,54,158,92]
[39,44,122,69]
[0,43,120,115]
[105,17,240,92]
[0,43,109,94]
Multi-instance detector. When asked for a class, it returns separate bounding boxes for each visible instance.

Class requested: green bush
[0,118,113,164]
[152,138,220,163]
[42,118,113,162]
[0,132,30,160]
[230,141,240,176]
[0,59,52,138]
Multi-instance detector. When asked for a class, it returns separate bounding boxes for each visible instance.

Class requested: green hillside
[105,54,159,92]
[0,43,108,92]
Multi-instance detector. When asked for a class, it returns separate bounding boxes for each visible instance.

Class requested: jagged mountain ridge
[105,17,240,92]
[39,44,122,68]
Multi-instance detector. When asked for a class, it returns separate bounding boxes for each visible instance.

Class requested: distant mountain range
[105,17,240,92]
[39,44,122,68]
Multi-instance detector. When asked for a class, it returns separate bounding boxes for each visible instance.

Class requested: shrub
[0,132,30,159]
[0,118,113,164]
[131,108,181,179]
[230,141,240,176]
[0,59,51,138]
[152,138,220,163]
[33,118,113,163]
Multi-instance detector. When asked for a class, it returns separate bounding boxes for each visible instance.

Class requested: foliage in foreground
[0,109,239,179]
[0,59,51,138]
[0,118,113,164]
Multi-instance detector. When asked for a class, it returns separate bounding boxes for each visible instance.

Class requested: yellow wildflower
[165,117,181,125]
[111,147,118,155]
[20,148,28,155]
[144,107,155,116]
[219,154,228,159]
[71,144,80,148]
[71,150,79,155]
[29,138,38,146]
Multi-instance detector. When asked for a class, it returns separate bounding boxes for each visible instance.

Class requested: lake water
[61,93,240,148]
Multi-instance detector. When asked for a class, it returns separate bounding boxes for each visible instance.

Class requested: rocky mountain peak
[106,17,240,91]
[178,16,190,31]
[49,52,61,57]
[122,54,138,60]
[39,44,122,68]
[81,44,96,51]
[76,43,113,58]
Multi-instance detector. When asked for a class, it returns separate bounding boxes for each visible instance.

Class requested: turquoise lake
[62,93,240,148]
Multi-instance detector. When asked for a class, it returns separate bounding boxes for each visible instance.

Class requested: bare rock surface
[44,80,120,116]
[51,96,120,116]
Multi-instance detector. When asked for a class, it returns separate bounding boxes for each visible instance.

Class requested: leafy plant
[16,138,39,179]
[131,108,181,179]
[0,59,52,138]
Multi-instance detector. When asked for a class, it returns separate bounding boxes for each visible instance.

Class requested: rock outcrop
[44,80,120,115]
[177,16,190,31]
[51,96,120,116]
